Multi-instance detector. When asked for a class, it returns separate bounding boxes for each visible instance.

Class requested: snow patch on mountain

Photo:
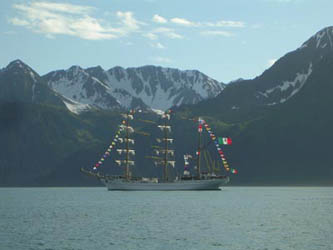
[112,89,132,109]
[150,85,178,110]
[63,97,92,114]
[301,26,333,50]
[316,31,326,48]
[29,71,37,82]
[44,65,224,111]
[31,83,36,101]
[6,60,40,84]
[45,66,120,110]
[262,63,313,105]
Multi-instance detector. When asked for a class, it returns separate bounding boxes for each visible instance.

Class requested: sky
[1,0,332,83]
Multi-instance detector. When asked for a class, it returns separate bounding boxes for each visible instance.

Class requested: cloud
[143,27,182,41]
[27,2,94,14]
[153,27,183,39]
[170,17,196,27]
[170,17,245,28]
[152,57,172,63]
[151,42,165,49]
[265,0,297,2]
[200,30,233,37]
[152,14,167,24]
[143,32,158,40]
[9,2,143,40]
[116,11,144,31]
[10,2,245,43]
[267,59,277,67]
[9,17,30,26]
[211,20,245,28]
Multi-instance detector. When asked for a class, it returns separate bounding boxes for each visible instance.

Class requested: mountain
[0,61,120,186]
[178,26,333,185]
[190,26,333,122]
[0,59,225,186]
[0,60,65,107]
[0,60,179,186]
[1,27,333,186]
[43,65,225,111]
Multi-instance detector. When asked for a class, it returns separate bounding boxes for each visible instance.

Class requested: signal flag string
[198,119,238,174]
[91,110,138,171]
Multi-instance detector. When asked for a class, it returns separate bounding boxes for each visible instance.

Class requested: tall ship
[81,110,237,190]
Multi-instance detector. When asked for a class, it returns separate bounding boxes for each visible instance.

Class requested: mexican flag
[218,137,232,145]
[231,169,238,174]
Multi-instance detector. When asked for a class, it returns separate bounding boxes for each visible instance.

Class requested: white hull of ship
[101,177,229,191]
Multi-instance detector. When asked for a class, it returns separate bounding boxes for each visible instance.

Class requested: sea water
[0,187,332,250]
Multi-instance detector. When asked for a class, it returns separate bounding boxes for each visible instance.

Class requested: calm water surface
[1,187,332,250]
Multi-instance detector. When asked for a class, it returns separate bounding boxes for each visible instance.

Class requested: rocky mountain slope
[43,65,225,111]
[190,26,333,122]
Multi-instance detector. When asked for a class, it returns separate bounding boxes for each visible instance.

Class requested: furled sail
[162,114,171,120]
[122,114,134,120]
[158,125,171,132]
[117,138,135,144]
[128,150,135,156]
[127,160,135,166]
[167,161,176,168]
[151,110,175,180]
[119,125,134,133]
[156,138,173,143]
[114,110,137,180]
[154,149,174,156]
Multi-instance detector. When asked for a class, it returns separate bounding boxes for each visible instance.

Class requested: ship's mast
[125,113,130,180]
[116,110,135,181]
[197,118,202,179]
[154,111,175,181]
[163,118,168,181]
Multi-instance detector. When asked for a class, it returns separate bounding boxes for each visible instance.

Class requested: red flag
[198,124,202,133]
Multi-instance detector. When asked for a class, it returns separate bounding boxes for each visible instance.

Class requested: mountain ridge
[181,26,333,123]
[43,64,225,111]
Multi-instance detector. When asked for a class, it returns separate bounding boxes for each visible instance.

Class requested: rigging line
[138,119,157,124]
[203,150,211,174]
[192,139,213,162]
[206,149,216,172]
[146,156,163,161]
[216,159,221,173]
[134,130,150,136]
[201,135,213,150]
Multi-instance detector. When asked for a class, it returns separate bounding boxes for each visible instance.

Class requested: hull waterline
[101,177,229,191]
